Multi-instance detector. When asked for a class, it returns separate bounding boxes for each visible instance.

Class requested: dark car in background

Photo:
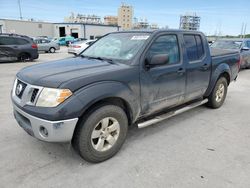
[211,38,250,69]
[0,33,39,62]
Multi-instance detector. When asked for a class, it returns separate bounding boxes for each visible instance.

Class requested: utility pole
[240,23,244,38]
[243,23,247,39]
[18,0,23,20]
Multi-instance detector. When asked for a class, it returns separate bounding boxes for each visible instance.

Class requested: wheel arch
[80,96,133,126]
[18,52,31,59]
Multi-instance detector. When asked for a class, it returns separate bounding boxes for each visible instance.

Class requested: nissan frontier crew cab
[11,30,240,163]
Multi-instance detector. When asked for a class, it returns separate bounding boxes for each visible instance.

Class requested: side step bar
[137,99,208,129]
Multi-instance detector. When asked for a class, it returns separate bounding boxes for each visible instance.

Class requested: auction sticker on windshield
[131,36,150,40]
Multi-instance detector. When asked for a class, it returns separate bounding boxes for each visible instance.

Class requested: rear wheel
[72,105,128,163]
[246,61,250,69]
[49,47,56,53]
[18,53,31,62]
[206,77,228,109]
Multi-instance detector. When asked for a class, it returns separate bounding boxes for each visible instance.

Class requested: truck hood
[17,57,131,91]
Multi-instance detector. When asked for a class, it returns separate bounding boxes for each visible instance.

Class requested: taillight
[73,45,81,48]
[31,43,37,49]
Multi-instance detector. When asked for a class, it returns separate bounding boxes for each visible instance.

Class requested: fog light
[39,126,48,137]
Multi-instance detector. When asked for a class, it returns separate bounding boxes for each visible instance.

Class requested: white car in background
[68,39,96,55]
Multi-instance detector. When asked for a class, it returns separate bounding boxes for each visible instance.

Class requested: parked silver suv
[34,38,60,53]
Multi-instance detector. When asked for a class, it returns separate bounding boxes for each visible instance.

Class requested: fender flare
[204,63,231,97]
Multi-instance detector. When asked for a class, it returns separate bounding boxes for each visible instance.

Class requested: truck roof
[111,29,204,35]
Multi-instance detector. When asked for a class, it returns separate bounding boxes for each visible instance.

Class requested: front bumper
[68,48,82,55]
[13,103,78,142]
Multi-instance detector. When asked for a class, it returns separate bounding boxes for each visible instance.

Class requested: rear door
[39,39,49,51]
[183,34,211,101]
[140,33,186,114]
[0,36,18,61]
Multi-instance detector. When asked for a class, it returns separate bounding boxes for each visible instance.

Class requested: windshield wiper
[80,54,90,58]
[83,56,114,63]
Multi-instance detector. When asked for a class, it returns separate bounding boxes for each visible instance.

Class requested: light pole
[18,0,23,20]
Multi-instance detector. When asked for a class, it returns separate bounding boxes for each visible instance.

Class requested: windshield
[211,40,242,50]
[81,32,150,61]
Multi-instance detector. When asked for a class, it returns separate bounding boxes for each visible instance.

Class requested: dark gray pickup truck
[11,30,240,162]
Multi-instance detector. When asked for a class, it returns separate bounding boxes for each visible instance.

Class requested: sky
[0,0,249,36]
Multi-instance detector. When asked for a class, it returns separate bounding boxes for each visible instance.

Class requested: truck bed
[210,48,239,57]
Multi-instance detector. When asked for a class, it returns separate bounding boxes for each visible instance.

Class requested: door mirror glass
[149,54,169,66]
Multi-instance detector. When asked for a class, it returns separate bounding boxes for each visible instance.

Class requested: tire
[206,77,228,109]
[18,53,30,62]
[246,61,250,69]
[49,47,56,53]
[72,105,128,163]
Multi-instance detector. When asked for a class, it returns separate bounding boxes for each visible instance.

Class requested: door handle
[201,64,209,70]
[177,68,185,75]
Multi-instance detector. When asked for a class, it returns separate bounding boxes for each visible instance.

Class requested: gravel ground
[0,48,250,188]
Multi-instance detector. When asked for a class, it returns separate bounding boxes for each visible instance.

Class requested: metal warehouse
[54,23,120,39]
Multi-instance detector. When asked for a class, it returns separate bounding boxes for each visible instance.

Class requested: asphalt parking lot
[1,47,250,188]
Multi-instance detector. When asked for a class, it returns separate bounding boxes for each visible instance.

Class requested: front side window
[41,39,48,43]
[184,34,204,62]
[81,33,150,61]
[147,35,180,65]
[0,37,16,45]
[246,41,250,48]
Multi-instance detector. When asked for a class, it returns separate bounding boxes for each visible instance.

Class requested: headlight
[36,88,72,107]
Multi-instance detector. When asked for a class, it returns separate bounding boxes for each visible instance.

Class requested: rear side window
[184,34,204,62]
[16,38,29,45]
[0,37,16,45]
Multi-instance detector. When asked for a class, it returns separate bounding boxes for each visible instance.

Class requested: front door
[140,34,186,115]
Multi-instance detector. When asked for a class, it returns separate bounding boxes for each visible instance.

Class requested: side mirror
[242,47,250,51]
[147,54,169,68]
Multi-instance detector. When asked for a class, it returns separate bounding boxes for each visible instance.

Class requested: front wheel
[72,105,128,163]
[49,47,56,53]
[206,77,228,109]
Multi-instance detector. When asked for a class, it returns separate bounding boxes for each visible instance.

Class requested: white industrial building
[0,19,120,39]
[0,19,54,37]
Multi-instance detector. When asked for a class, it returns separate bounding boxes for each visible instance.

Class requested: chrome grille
[30,88,39,103]
[12,78,43,107]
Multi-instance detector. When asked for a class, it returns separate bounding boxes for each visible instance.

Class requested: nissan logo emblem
[16,83,23,96]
